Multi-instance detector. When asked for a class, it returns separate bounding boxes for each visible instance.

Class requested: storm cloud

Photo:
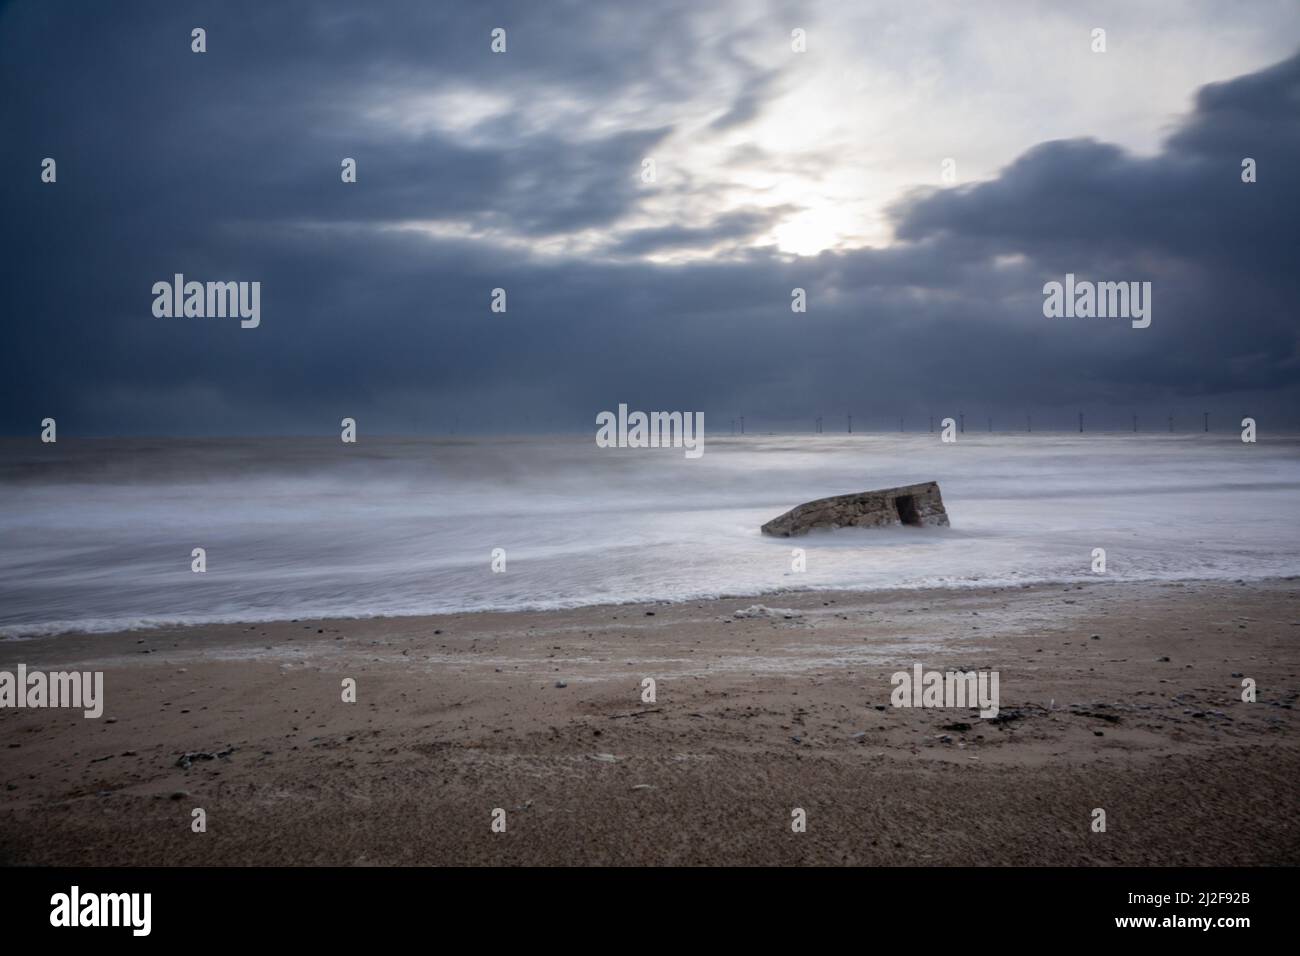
[2,1,1297,434]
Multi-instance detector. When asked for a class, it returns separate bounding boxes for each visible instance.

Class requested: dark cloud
[889,50,1300,400]
[708,70,781,131]
[1,1,1297,435]
[611,208,793,256]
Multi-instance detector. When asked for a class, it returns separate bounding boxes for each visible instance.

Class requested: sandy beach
[1,578,1296,866]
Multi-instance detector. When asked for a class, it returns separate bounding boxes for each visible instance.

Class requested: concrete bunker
[760,481,949,536]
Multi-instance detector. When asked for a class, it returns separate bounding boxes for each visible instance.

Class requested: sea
[1,432,1297,637]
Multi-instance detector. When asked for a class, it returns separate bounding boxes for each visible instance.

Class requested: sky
[2,0,1298,435]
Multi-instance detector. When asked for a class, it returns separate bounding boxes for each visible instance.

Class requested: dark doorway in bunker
[894,494,920,526]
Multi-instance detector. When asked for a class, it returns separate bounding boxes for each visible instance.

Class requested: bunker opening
[893,494,921,526]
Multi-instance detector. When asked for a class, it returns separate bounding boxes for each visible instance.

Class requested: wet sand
[1,579,1297,865]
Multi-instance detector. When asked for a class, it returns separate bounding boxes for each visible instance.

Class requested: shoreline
[2,578,1297,865]
[5,573,1297,643]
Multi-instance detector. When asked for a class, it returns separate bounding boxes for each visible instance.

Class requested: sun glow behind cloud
[346,0,1299,262]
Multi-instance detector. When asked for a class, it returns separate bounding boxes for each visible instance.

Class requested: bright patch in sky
[357,0,1300,261]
